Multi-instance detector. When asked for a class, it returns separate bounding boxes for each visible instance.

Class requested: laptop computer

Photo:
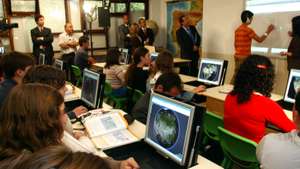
[104,92,204,169]
[184,58,228,88]
[277,69,300,111]
[119,48,130,64]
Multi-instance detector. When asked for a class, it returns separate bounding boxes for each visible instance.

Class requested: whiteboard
[250,11,300,50]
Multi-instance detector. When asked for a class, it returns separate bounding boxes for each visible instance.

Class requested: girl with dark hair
[125,47,150,93]
[281,15,300,70]
[104,48,127,96]
[0,84,139,169]
[224,55,295,143]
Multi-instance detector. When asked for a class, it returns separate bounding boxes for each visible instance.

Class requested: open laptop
[119,48,130,64]
[185,58,228,88]
[104,92,204,169]
[277,69,300,111]
[65,68,105,112]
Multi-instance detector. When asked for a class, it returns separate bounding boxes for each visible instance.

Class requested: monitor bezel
[150,52,159,61]
[54,59,64,70]
[144,92,196,166]
[119,48,129,64]
[284,69,300,103]
[39,52,45,65]
[197,58,224,85]
[81,68,100,108]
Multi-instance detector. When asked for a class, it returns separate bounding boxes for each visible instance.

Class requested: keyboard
[184,80,215,88]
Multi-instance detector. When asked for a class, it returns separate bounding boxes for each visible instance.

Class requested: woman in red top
[224,55,296,143]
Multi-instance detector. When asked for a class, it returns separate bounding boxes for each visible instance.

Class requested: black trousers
[61,52,75,82]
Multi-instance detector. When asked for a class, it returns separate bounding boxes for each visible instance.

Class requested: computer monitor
[197,58,227,86]
[145,93,201,167]
[81,68,105,108]
[284,69,300,103]
[39,52,45,65]
[0,47,4,55]
[150,52,159,61]
[53,59,64,70]
[119,48,129,64]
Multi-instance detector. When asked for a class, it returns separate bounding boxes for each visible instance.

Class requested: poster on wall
[167,0,203,56]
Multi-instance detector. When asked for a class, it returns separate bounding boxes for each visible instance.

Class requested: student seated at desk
[24,65,87,121]
[224,55,295,143]
[104,48,127,96]
[0,52,34,107]
[125,47,150,93]
[12,145,111,169]
[0,84,139,169]
[74,36,96,73]
[256,91,300,169]
[132,72,204,124]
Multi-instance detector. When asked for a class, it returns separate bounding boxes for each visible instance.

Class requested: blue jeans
[112,87,128,97]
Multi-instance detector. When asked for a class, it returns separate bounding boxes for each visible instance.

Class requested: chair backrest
[104,82,113,96]
[217,127,259,164]
[132,89,144,105]
[71,65,82,77]
[203,111,223,141]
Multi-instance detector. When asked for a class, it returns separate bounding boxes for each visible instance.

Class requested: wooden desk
[179,74,197,83]
[174,57,192,64]
[64,84,81,102]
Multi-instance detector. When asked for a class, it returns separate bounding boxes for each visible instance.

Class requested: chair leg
[222,157,233,169]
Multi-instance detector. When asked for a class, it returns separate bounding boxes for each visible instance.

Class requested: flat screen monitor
[39,52,45,65]
[81,68,101,108]
[197,58,225,86]
[145,93,196,166]
[284,69,300,103]
[0,47,4,55]
[119,48,129,64]
[150,52,159,61]
[53,59,64,70]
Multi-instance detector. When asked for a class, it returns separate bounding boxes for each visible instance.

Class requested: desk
[179,74,197,83]
[64,84,81,102]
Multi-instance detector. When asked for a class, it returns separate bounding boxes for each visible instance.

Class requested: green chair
[202,111,224,145]
[132,89,144,105]
[217,127,260,169]
[71,65,82,87]
[104,82,128,109]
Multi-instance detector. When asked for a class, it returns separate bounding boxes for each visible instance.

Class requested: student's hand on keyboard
[73,106,88,117]
[120,157,140,169]
[193,85,206,93]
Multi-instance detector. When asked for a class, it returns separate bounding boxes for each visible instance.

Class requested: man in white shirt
[256,92,300,169]
[58,23,78,81]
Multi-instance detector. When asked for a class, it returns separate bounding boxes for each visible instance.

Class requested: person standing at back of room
[176,15,201,76]
[58,23,78,81]
[118,14,130,49]
[31,14,54,65]
[280,15,300,71]
[232,10,275,83]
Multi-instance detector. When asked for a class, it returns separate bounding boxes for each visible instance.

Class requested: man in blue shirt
[0,52,34,107]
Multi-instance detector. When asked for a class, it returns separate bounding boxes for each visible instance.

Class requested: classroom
[0,0,299,169]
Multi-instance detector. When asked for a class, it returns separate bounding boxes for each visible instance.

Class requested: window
[246,0,300,13]
[130,2,145,11]
[110,3,126,13]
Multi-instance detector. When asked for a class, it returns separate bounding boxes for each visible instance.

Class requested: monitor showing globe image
[145,93,195,165]
[81,69,100,108]
[284,69,300,103]
[198,58,224,85]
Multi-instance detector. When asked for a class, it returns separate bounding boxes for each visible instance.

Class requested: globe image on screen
[154,109,179,148]
[202,64,218,81]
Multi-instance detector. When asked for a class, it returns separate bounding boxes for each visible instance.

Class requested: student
[58,23,78,80]
[232,10,274,83]
[125,47,150,93]
[224,55,295,143]
[137,18,154,45]
[0,52,34,107]
[0,84,139,169]
[23,65,87,120]
[30,14,54,65]
[118,14,130,48]
[132,72,205,124]
[147,50,174,90]
[13,145,111,169]
[280,15,300,70]
[104,48,127,96]
[74,36,96,73]
[176,15,201,76]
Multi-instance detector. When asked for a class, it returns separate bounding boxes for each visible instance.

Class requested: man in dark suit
[176,15,201,76]
[31,14,54,65]
[118,14,130,48]
[138,18,155,46]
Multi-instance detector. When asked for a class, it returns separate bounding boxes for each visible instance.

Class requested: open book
[82,110,139,150]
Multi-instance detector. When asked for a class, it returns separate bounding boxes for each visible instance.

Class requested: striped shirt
[103,65,126,89]
[234,24,256,57]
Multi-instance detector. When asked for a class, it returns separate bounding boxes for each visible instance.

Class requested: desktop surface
[104,141,189,169]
